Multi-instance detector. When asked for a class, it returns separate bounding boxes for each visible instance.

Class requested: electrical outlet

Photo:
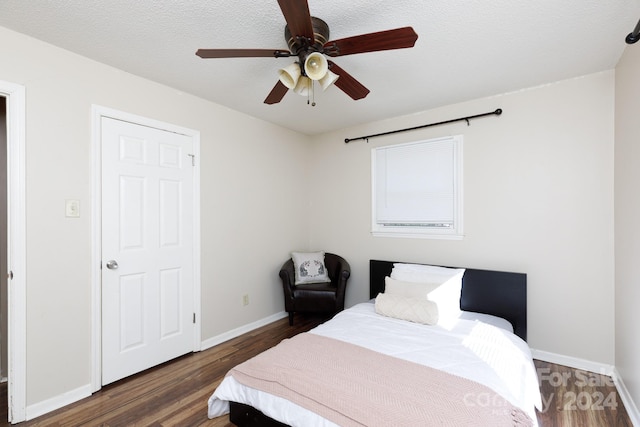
[242,294,249,306]
[65,199,80,218]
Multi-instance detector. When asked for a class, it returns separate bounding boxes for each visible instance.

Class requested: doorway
[0,95,7,413]
[0,80,27,423]
[100,116,196,385]
[91,106,201,391]
[1,96,7,385]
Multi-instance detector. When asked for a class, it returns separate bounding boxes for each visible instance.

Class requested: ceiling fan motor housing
[285,16,330,54]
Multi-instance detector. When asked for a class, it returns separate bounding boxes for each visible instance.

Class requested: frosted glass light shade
[304,52,328,81]
[278,63,301,89]
[319,70,339,91]
[294,76,311,96]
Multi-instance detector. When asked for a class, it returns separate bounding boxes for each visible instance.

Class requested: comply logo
[537,367,618,413]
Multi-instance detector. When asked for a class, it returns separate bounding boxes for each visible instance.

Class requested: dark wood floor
[0,313,633,426]
[534,359,632,427]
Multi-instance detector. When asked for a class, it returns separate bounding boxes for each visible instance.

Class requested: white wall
[308,71,616,364]
[615,43,640,410]
[0,26,311,408]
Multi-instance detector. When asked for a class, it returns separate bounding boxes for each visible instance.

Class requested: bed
[208,259,541,426]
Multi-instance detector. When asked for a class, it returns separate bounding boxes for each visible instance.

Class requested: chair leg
[288,312,294,326]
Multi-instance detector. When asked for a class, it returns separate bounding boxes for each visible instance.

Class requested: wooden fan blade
[196,49,291,59]
[264,81,289,104]
[277,0,314,41]
[323,27,418,57]
[328,61,370,100]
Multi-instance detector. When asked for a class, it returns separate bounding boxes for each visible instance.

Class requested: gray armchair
[279,253,351,325]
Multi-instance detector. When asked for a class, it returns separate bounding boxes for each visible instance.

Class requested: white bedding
[208,302,541,426]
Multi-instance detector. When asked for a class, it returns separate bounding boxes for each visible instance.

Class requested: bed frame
[228,259,527,426]
[370,260,527,341]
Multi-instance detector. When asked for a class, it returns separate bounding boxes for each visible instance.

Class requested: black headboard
[369,260,527,341]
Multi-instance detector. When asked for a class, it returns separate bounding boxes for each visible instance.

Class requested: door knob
[106,260,119,270]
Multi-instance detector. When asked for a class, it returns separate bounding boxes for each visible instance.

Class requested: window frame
[371,135,464,240]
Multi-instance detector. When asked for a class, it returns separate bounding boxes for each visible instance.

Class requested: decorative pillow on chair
[291,251,331,285]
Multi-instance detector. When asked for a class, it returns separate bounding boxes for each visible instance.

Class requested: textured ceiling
[1,0,639,135]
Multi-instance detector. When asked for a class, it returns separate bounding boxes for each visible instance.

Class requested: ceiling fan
[196,0,418,105]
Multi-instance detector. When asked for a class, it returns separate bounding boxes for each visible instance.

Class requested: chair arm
[279,259,296,310]
[330,255,351,311]
[335,263,351,289]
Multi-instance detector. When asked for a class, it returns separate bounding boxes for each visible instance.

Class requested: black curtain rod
[627,18,640,44]
[344,108,502,143]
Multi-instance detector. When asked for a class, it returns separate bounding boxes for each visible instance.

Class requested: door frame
[90,105,201,392]
[1,80,27,422]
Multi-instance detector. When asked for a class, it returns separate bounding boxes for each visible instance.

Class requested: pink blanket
[229,333,532,426]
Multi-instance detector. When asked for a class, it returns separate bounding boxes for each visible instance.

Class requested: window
[371,135,463,239]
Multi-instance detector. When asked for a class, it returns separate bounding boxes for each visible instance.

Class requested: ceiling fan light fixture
[197,3,418,106]
[319,69,339,91]
[278,62,302,89]
[304,52,328,81]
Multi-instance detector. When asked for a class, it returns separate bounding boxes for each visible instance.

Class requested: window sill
[371,230,464,240]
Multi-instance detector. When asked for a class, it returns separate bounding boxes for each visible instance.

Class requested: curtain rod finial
[626,18,640,44]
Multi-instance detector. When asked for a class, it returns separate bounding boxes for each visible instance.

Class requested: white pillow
[375,293,439,325]
[384,276,439,299]
[385,275,463,320]
[391,263,465,285]
[291,251,331,285]
[390,263,465,320]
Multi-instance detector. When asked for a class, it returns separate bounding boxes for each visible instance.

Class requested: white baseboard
[612,367,640,427]
[531,348,615,376]
[26,383,92,421]
[200,311,288,351]
[532,349,640,426]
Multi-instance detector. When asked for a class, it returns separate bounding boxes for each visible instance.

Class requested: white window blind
[372,135,463,238]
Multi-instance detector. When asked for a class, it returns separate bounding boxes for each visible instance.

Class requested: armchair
[279,253,351,325]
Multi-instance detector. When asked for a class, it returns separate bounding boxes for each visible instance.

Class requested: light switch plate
[65,199,80,218]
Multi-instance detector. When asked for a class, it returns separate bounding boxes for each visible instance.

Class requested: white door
[101,116,195,385]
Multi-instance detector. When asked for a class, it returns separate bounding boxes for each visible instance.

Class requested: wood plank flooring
[0,313,633,426]
[534,359,632,427]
